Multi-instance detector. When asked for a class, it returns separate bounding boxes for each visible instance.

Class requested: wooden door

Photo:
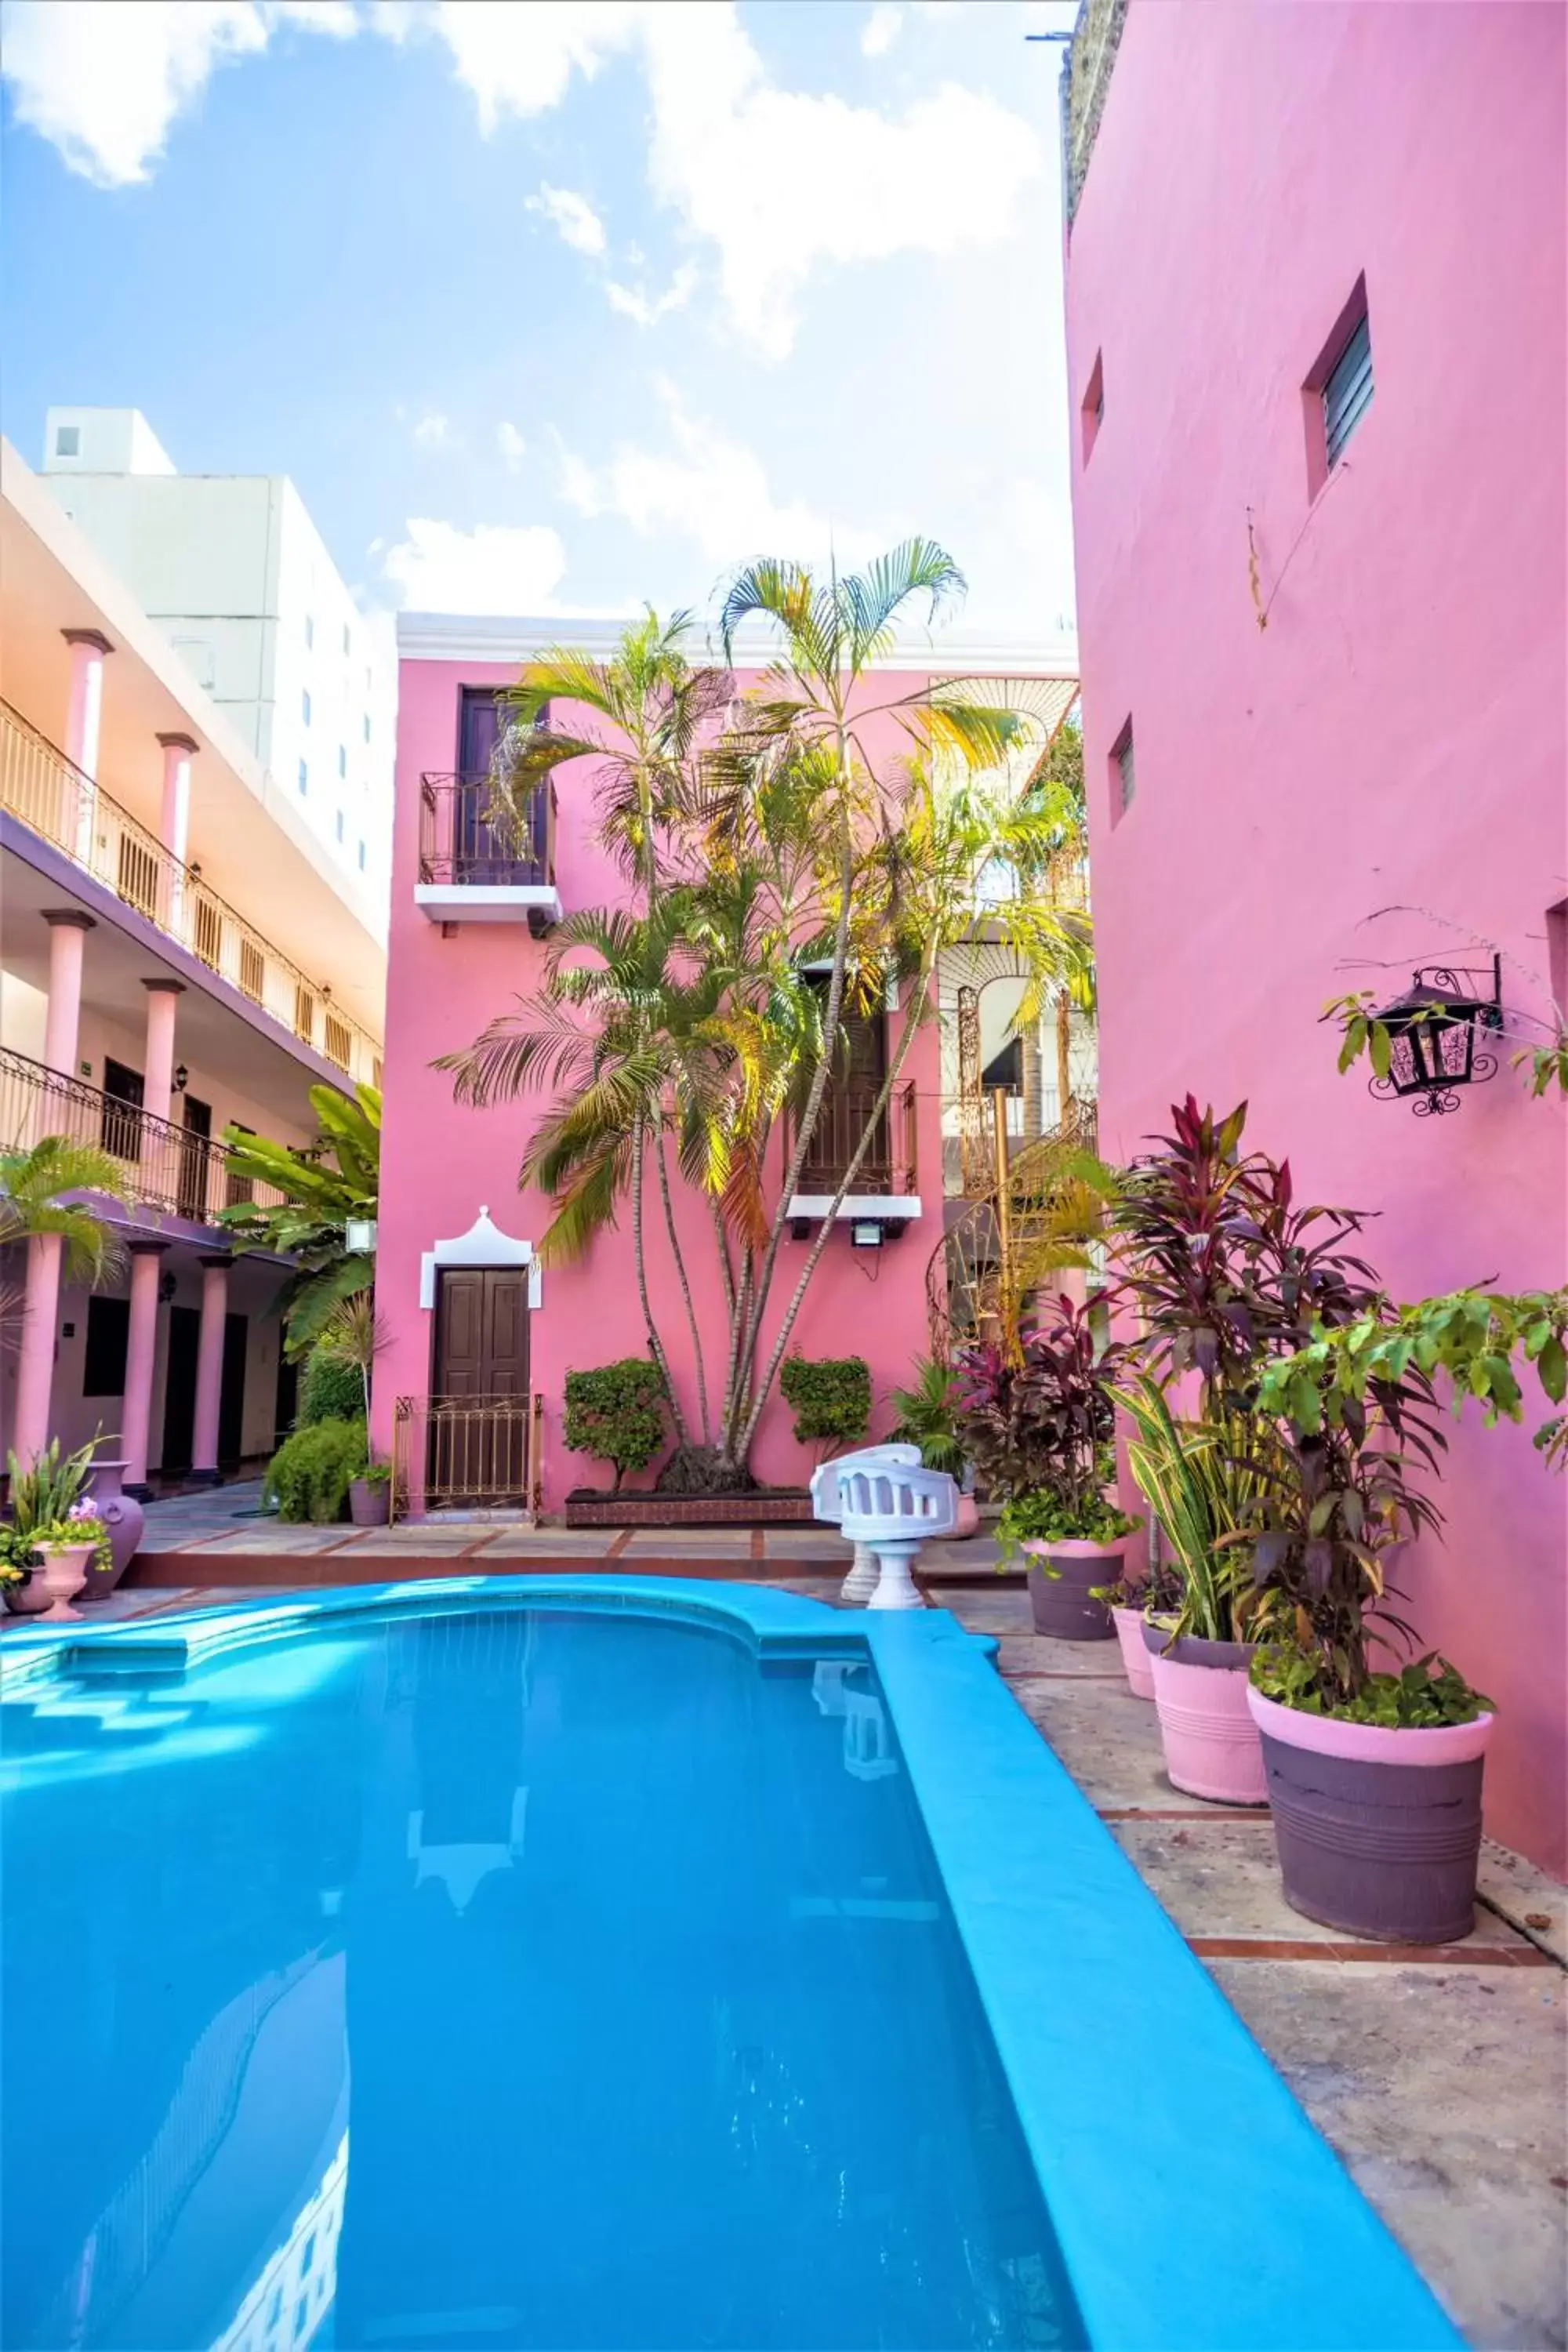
[804,1000,890,1189]
[178,1094,212,1222]
[162,1305,199,1473]
[430,1269,530,1501]
[100,1057,144,1164]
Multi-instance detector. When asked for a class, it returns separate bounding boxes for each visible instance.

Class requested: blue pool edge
[2,1575,1466,2352]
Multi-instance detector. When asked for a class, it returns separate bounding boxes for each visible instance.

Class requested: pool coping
[2,1577,1465,2351]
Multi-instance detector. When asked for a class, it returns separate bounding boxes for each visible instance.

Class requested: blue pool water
[2,1603,1082,2351]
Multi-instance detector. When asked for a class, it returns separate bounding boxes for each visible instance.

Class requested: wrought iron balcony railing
[417,772,557,888]
[0,1047,289,1228]
[0,699,381,1083]
[784,1079,920,1197]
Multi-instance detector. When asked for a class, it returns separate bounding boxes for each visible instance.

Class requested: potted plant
[889,1356,978,1537]
[1120,1378,1277,1800]
[5,1437,114,1604]
[31,1502,107,1619]
[956,1296,1138,1639]
[350,1457,393,1527]
[1,1527,48,1616]
[1242,1282,1565,1942]
[1097,1539,1183,1701]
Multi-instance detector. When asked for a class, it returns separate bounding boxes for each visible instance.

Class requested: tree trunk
[655,1120,710,1442]
[738,956,938,1459]
[631,1116,689,1444]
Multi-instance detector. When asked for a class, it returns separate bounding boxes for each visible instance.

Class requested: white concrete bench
[813,1450,960,1610]
[809,1443,922,1602]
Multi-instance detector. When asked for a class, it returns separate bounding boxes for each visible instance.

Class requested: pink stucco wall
[1065,3,1567,1871]
[375,655,946,1506]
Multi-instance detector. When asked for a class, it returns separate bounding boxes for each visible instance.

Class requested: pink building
[1062,2,1566,1871]
[373,614,1078,1514]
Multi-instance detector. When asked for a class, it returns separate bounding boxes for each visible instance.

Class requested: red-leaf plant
[954,1295,1140,1547]
[1115,1098,1450,1704]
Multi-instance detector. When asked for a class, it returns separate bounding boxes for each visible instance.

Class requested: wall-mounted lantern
[1367,956,1503,1116]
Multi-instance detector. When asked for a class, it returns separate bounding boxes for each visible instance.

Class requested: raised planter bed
[564,1488,815,1530]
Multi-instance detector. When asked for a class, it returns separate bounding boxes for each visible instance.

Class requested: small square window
[1081,351,1105,464]
[302,688,312,726]
[298,759,308,796]
[54,424,80,457]
[1110,719,1135,821]
[358,840,367,871]
[336,810,345,842]
[338,744,347,779]
[304,615,314,650]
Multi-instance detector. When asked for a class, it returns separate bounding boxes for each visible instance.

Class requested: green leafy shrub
[263,1417,367,1523]
[1252,1642,1491,1729]
[564,1359,668,1490]
[888,1356,965,1475]
[5,1436,97,1534]
[298,1349,368,1428]
[779,1355,871,1457]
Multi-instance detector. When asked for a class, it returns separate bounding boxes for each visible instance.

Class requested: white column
[140,978,183,1129]
[189,1254,231,1484]
[157,731,197,936]
[13,910,97,1468]
[62,629,111,864]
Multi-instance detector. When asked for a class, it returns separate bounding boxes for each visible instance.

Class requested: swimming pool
[1,1579,1461,2351]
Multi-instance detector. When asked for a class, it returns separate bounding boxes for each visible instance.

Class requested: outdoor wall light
[1367,956,1503,1116]
[851,1221,884,1249]
[172,1064,189,1094]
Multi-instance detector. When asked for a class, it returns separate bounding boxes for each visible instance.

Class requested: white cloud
[496,420,527,471]
[527,180,608,257]
[411,409,450,447]
[0,0,357,186]
[430,0,641,127]
[380,517,571,614]
[604,264,698,329]
[861,5,902,58]
[6,0,1041,360]
[556,380,899,571]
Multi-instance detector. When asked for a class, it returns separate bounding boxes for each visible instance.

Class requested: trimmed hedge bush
[563,1358,668,1490]
[779,1354,871,1454]
[263,1416,367,1523]
[298,1349,366,1428]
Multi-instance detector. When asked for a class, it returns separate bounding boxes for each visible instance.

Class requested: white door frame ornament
[418,1207,541,1311]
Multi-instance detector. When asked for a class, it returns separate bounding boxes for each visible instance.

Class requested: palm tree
[0,1138,130,1337]
[218,1081,380,1359]
[441,554,1091,1486]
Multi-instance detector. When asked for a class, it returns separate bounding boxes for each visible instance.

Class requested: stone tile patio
[9,1561,1562,2348]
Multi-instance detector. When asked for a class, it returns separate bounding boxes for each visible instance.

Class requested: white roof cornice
[396,609,1079,680]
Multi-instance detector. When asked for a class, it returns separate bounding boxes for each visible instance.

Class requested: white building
[40,407,394,916]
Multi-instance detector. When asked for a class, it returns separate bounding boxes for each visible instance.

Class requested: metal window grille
[1115,727,1135,811]
[1323,314,1373,468]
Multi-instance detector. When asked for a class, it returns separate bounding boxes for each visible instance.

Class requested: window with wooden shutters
[193,895,223,971]
[324,1012,351,1070]
[1323,312,1373,469]
[294,985,316,1044]
[116,829,160,920]
[238,938,265,1002]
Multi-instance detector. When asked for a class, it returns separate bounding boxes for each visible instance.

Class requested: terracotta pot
[1112,1605,1156,1700]
[4,1572,53,1617]
[1145,1628,1268,1804]
[1022,1538,1123,1640]
[349,1479,390,1528]
[1248,1686,1495,1943]
[81,1459,143,1593]
[952,1493,981,1541]
[36,1542,94,1621]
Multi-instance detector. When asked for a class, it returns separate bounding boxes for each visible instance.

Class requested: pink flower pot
[1112,1606,1156,1700]
[1247,1686,1496,1943]
[1147,1631,1268,1805]
[4,1573,53,1617]
[37,1543,94,1621]
[82,1458,143,1592]
[952,1494,980,1541]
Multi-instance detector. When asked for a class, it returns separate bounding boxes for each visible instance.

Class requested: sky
[0,0,1080,643]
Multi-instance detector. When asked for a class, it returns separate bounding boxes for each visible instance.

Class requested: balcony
[0,1046,289,1229]
[0,699,381,1085]
[416,773,562,932]
[783,1080,922,1225]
